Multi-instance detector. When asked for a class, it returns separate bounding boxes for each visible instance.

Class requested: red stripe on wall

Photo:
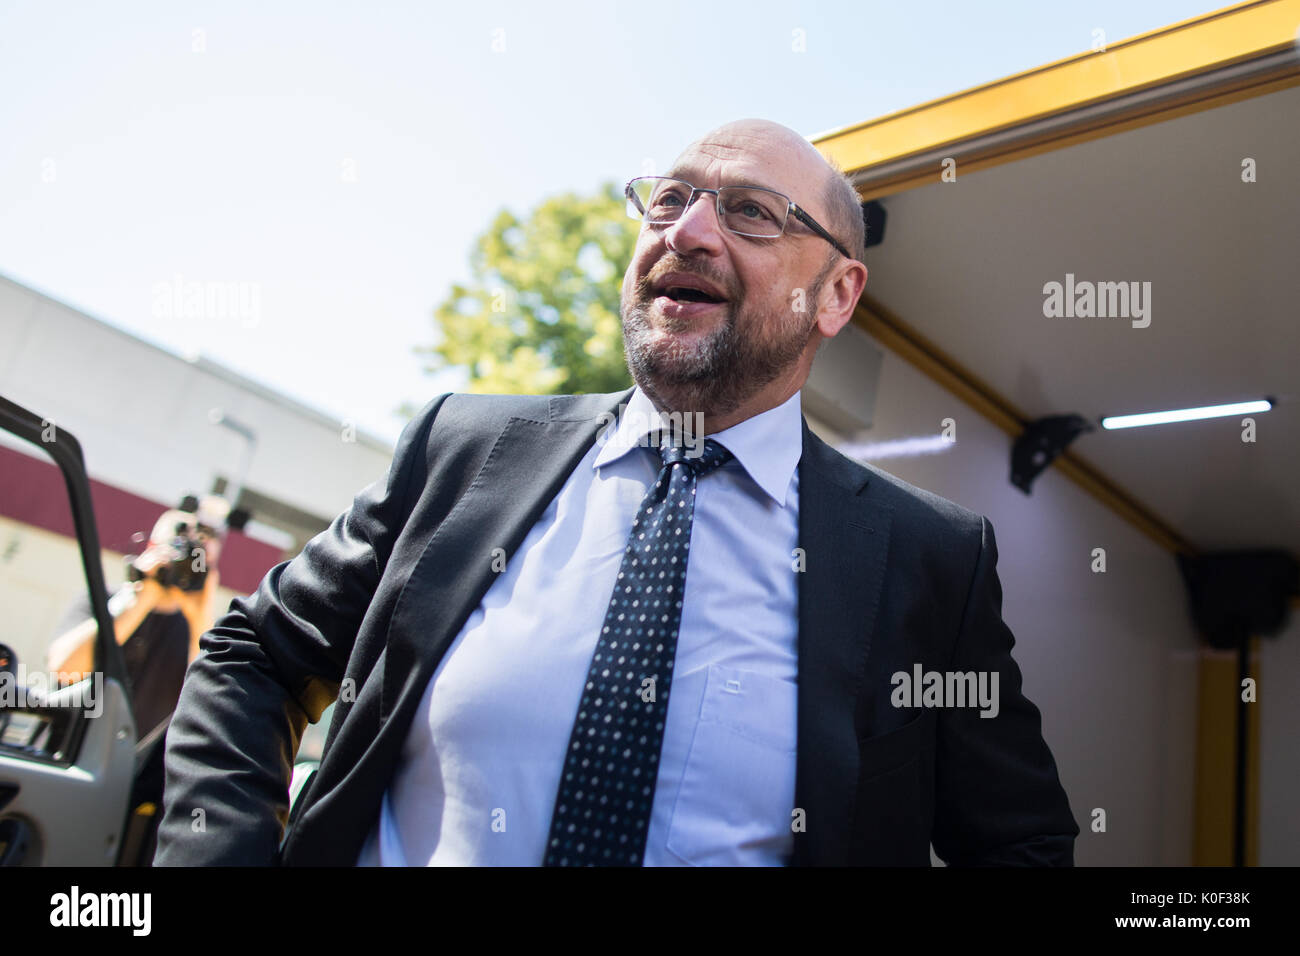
[0,442,284,594]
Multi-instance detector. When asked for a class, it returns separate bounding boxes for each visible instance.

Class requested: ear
[815,259,868,338]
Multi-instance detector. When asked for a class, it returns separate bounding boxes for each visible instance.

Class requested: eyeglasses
[625,175,855,261]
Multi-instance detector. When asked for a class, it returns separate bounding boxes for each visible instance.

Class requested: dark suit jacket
[155,388,1079,866]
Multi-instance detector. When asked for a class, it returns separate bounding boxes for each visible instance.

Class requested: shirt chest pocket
[665,665,798,866]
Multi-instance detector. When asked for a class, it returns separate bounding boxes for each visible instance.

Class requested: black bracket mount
[862,200,886,249]
[1010,414,1095,494]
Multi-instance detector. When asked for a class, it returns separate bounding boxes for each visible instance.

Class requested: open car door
[0,395,138,865]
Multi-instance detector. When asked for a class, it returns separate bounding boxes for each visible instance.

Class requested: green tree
[417,181,639,396]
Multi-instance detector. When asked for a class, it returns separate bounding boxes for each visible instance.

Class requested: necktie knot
[658,437,732,477]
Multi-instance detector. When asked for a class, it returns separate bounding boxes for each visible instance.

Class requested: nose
[661,190,726,256]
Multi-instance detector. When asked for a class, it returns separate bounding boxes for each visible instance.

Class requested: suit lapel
[790,420,893,866]
[380,389,634,727]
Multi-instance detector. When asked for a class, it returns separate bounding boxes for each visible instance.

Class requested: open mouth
[660,286,726,305]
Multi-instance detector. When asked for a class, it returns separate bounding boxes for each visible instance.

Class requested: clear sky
[0,0,1224,445]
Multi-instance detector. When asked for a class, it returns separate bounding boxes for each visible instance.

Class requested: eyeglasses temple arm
[790,205,855,261]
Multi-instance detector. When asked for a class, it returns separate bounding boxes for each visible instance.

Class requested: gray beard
[621,275,826,419]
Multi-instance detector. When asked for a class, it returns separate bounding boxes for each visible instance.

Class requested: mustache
[634,255,738,301]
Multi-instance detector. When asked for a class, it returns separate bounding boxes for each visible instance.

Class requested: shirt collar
[593,385,803,507]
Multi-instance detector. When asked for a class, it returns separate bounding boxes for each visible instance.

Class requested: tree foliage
[418,181,640,396]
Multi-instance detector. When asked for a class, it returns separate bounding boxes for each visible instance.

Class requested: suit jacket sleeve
[930,516,1079,865]
[154,394,446,865]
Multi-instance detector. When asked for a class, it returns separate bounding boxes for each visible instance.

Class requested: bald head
[673,118,864,262]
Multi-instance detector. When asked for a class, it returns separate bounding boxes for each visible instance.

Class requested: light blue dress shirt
[356,386,803,865]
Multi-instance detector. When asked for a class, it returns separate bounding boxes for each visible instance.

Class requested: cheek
[734,251,786,296]
[624,243,654,291]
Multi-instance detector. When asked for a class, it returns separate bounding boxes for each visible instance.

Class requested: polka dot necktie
[543,435,733,866]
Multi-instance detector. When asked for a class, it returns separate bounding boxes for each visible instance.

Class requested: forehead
[666,132,821,198]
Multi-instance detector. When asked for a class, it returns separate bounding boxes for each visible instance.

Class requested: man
[156,118,1078,866]
[50,496,226,863]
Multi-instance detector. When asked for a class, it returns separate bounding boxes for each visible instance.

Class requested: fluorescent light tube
[1101,399,1272,430]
